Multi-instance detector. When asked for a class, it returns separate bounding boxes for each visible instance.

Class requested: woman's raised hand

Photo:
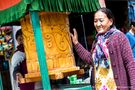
[70,28,79,45]
[16,73,23,83]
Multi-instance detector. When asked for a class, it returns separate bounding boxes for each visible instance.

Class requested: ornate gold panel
[20,12,76,74]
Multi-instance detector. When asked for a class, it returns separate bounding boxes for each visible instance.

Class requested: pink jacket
[74,30,135,90]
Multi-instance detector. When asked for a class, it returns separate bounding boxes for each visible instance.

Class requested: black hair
[15,29,22,40]
[130,21,135,27]
[94,7,115,27]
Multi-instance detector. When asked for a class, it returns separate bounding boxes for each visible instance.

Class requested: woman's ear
[109,19,113,26]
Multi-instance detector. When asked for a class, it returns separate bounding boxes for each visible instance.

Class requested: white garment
[11,51,25,67]
[10,51,25,90]
[10,51,43,90]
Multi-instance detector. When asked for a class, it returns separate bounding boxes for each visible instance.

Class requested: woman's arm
[13,65,21,80]
[70,28,92,64]
[74,43,92,64]
[120,32,135,88]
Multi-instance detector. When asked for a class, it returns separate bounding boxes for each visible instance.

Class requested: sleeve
[13,64,21,80]
[11,51,25,80]
[74,43,92,64]
[120,32,135,89]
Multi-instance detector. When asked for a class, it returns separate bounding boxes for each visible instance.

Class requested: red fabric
[0,0,21,10]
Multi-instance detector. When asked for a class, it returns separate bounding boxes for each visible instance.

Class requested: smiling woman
[94,8,114,34]
[70,7,135,90]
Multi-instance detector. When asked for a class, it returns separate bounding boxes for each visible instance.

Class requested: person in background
[126,21,135,60]
[11,29,34,90]
[70,8,135,90]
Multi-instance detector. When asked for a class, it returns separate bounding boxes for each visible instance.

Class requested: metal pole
[30,11,51,90]
[80,15,88,50]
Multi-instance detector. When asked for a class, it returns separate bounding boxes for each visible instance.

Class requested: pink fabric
[74,29,135,90]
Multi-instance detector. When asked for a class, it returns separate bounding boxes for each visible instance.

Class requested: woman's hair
[95,7,115,27]
[130,21,135,27]
[15,29,22,40]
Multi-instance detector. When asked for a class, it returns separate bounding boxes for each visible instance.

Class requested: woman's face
[17,35,23,45]
[94,11,113,34]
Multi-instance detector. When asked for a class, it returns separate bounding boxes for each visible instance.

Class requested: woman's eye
[94,20,97,22]
[99,19,104,22]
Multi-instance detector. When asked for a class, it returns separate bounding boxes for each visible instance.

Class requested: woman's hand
[16,73,23,82]
[70,28,79,45]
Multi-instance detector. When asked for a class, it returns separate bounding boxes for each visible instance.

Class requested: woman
[70,8,135,90]
[11,29,34,90]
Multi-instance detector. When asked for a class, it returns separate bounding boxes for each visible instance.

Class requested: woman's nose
[96,21,101,26]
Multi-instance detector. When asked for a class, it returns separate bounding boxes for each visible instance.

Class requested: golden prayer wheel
[19,12,84,83]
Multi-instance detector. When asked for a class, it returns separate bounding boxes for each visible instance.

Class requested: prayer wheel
[20,12,83,83]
